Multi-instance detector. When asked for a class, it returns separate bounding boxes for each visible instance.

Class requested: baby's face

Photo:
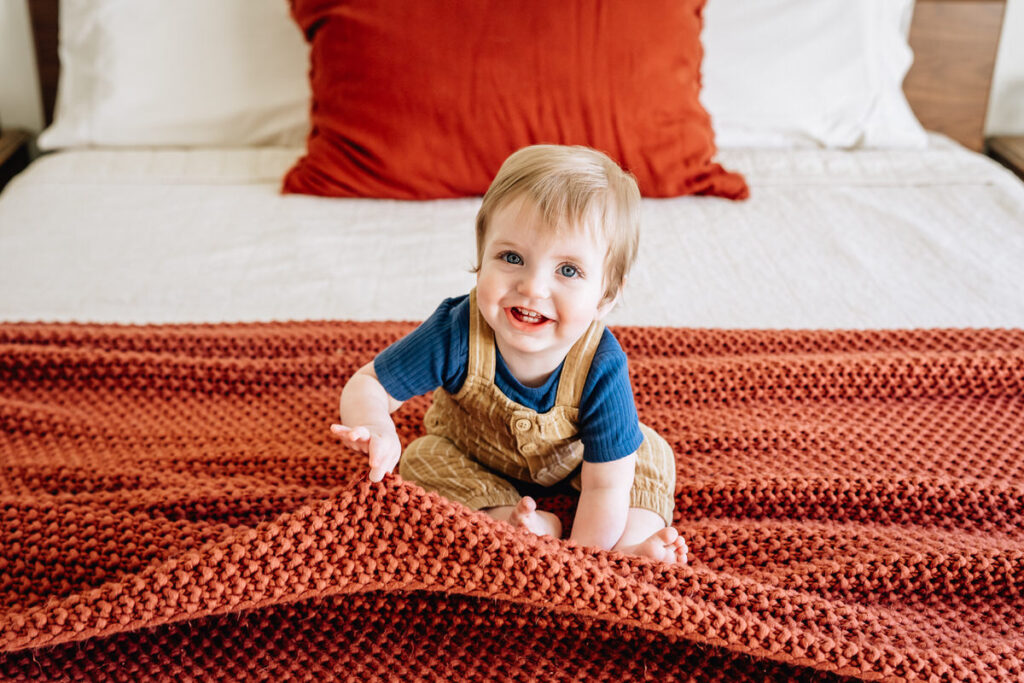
[476,197,617,374]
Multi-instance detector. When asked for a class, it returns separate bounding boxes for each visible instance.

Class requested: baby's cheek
[476,273,503,306]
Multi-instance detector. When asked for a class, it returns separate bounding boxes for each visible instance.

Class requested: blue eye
[502,252,523,265]
[559,264,579,278]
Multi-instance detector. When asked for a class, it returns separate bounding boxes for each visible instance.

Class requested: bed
[1,0,1023,680]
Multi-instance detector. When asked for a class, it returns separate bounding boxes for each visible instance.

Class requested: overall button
[520,442,538,454]
[514,418,532,432]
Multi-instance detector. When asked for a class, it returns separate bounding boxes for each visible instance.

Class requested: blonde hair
[475,145,640,302]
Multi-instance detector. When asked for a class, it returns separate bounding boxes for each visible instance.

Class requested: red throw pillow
[283,0,748,200]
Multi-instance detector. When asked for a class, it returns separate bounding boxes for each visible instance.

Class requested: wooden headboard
[904,0,1006,151]
[27,0,1006,152]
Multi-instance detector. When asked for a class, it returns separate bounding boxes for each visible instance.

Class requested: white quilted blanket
[1,137,1022,328]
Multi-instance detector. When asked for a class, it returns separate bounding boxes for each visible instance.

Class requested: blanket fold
[1,322,1022,681]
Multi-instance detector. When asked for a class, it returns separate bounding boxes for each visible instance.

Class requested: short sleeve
[576,331,645,462]
[373,295,470,401]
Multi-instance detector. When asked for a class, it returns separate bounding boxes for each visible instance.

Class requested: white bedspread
[1,138,1021,328]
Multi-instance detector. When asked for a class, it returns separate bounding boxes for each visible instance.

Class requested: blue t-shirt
[374,295,644,463]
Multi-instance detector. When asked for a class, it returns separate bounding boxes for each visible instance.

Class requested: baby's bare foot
[619,527,688,564]
[507,496,562,537]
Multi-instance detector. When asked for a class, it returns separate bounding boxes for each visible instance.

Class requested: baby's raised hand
[330,423,402,482]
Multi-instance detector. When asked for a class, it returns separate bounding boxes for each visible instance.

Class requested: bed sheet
[0,138,1021,328]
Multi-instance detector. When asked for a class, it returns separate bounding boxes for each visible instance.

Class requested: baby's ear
[596,277,626,320]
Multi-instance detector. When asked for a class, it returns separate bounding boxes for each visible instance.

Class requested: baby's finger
[331,424,370,442]
[367,439,386,468]
[367,435,398,477]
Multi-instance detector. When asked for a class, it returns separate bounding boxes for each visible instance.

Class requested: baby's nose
[516,269,550,298]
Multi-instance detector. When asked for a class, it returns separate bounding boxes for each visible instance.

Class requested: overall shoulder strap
[466,288,497,380]
[554,320,605,408]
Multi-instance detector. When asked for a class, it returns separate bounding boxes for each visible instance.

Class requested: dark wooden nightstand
[986,135,1024,181]
[0,129,33,193]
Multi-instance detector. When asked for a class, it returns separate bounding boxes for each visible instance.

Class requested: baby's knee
[398,435,444,481]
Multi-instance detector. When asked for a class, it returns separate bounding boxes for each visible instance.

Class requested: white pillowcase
[701,0,928,148]
[38,0,310,150]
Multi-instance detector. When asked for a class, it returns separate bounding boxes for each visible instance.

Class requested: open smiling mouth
[506,306,552,327]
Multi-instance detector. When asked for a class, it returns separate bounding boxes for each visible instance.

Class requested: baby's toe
[655,527,679,544]
[672,537,688,564]
[509,497,537,527]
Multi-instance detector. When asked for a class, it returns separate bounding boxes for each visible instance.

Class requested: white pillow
[701,0,928,148]
[38,0,310,149]
[39,0,925,151]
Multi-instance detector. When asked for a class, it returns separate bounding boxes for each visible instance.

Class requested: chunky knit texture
[1,321,1023,681]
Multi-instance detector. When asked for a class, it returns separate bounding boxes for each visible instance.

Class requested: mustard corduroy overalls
[399,290,676,524]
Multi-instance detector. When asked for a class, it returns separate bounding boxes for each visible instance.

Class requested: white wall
[0,0,43,132]
[0,0,1022,137]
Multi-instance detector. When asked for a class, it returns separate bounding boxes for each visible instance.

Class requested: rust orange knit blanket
[2,322,1023,681]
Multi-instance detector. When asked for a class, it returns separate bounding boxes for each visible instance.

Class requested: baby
[332,145,686,563]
